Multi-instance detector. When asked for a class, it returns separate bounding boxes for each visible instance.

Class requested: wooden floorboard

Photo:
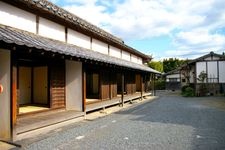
[86,92,152,112]
[16,110,84,134]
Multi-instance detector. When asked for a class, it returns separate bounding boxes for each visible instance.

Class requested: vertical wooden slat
[136,74,141,91]
[110,73,117,98]
[100,71,110,100]
[50,61,65,108]
[125,73,136,94]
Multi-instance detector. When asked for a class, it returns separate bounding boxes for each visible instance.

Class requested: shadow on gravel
[115,95,225,150]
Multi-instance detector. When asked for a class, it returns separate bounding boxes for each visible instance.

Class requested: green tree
[163,58,188,73]
[148,61,163,72]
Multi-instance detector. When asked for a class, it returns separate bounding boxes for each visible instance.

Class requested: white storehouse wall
[137,57,143,64]
[0,1,36,33]
[67,29,91,49]
[92,38,108,55]
[122,50,130,61]
[131,54,138,63]
[0,1,143,64]
[109,46,121,58]
[39,17,65,42]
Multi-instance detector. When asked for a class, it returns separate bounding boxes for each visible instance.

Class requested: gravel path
[20,94,225,150]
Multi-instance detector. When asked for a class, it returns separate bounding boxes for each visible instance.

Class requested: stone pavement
[5,93,225,150]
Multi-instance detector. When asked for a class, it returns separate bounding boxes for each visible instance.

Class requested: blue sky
[50,0,225,60]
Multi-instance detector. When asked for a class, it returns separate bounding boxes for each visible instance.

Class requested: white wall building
[165,52,225,95]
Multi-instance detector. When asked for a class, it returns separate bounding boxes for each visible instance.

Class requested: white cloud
[50,0,225,59]
[63,0,110,28]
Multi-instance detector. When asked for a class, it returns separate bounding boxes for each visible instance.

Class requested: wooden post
[12,66,17,126]
[11,63,17,141]
[121,73,124,107]
[151,73,155,96]
[140,74,143,100]
[153,74,156,96]
[82,67,86,112]
[99,72,103,101]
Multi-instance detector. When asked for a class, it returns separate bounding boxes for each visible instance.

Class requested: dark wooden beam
[65,27,68,43]
[109,71,112,99]
[121,73,124,107]
[140,74,143,100]
[36,15,39,34]
[153,74,156,96]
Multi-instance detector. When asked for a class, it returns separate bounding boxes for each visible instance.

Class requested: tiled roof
[186,51,225,65]
[11,0,150,60]
[0,25,160,74]
[163,51,225,76]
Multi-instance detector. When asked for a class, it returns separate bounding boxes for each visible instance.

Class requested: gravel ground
[19,93,225,150]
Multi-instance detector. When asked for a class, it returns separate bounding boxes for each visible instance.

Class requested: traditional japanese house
[0,0,160,141]
[164,52,225,95]
[164,69,184,91]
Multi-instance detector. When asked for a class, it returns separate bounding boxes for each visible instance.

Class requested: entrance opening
[86,72,100,103]
[18,66,49,114]
[117,73,122,94]
[116,73,126,96]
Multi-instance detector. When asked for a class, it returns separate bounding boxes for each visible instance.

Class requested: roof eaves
[0,24,159,74]
[9,0,150,59]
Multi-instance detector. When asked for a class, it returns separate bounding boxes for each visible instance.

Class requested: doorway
[18,66,49,114]
[86,72,100,103]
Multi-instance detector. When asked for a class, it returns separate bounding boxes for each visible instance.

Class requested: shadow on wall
[115,96,225,150]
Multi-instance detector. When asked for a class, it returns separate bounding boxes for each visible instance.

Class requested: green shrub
[155,79,166,90]
[181,85,189,93]
[182,87,195,97]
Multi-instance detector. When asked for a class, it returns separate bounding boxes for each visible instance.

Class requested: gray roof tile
[11,0,150,59]
[0,25,160,74]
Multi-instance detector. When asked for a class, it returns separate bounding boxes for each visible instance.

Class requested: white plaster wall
[122,51,130,61]
[204,56,212,61]
[167,74,180,79]
[137,57,143,64]
[0,49,11,140]
[207,61,218,83]
[66,60,83,111]
[219,61,225,83]
[39,17,65,42]
[166,73,180,82]
[92,39,108,55]
[196,62,206,83]
[0,1,36,33]
[109,46,121,58]
[131,54,138,63]
[67,29,91,49]
[213,56,220,60]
